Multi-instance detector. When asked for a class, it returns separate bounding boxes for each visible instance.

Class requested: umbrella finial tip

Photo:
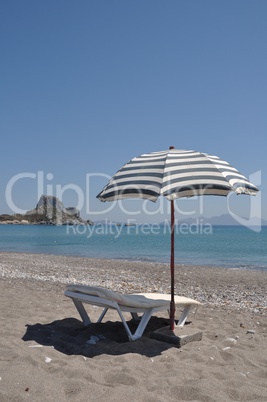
[169,146,175,149]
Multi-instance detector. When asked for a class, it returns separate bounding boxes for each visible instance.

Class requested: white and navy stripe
[97,149,258,202]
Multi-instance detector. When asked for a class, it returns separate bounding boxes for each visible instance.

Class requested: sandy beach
[0,252,266,401]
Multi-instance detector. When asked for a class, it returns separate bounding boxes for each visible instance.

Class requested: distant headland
[0,195,94,226]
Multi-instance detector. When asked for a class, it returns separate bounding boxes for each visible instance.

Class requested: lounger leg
[176,305,191,327]
[114,309,136,341]
[131,313,140,321]
[72,298,91,326]
[97,307,109,323]
[113,308,152,341]
[115,309,153,341]
[132,309,154,340]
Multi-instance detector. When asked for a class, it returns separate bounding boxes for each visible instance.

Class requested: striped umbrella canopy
[97,147,259,330]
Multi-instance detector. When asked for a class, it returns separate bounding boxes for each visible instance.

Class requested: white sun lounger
[64,285,200,341]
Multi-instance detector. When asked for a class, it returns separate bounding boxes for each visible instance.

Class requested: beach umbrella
[97,147,259,330]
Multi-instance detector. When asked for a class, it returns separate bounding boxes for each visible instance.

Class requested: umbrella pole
[170,199,175,330]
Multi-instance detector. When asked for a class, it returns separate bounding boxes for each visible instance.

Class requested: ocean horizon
[0,224,266,271]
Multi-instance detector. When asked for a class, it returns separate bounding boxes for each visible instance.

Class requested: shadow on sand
[22,316,182,358]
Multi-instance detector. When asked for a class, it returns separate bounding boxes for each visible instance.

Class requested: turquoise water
[0,224,266,271]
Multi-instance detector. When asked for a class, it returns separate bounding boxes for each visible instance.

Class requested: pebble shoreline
[0,252,266,315]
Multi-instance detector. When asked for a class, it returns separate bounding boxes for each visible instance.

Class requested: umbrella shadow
[22,316,183,357]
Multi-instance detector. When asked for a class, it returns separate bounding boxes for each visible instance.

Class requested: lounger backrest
[66,285,125,303]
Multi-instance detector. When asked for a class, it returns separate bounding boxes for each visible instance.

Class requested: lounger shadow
[64,285,200,341]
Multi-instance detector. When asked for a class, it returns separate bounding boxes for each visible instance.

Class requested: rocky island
[0,195,94,226]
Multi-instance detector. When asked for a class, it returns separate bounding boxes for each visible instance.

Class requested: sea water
[0,224,266,271]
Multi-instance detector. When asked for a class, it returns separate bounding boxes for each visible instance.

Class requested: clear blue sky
[1,0,266,223]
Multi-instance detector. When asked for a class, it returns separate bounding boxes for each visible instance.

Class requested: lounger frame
[65,288,198,341]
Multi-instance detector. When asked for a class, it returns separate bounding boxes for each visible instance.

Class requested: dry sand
[0,252,266,401]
